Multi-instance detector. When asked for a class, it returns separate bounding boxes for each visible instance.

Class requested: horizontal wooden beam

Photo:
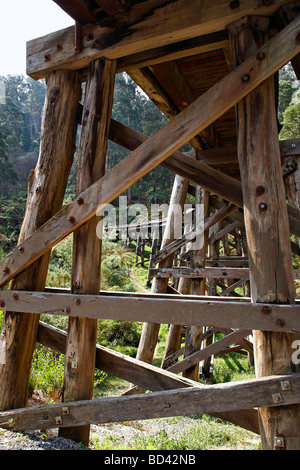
[27,0,295,79]
[1,19,300,289]
[1,373,299,432]
[150,267,300,279]
[1,290,300,332]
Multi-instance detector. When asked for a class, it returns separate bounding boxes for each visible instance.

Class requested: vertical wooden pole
[59,59,116,446]
[183,187,209,381]
[0,70,81,411]
[229,16,300,450]
[136,175,189,365]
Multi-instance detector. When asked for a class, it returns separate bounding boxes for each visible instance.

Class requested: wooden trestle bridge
[1,0,300,450]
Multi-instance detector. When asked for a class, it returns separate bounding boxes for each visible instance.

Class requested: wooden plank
[37,322,199,392]
[2,19,300,289]
[2,290,300,333]
[167,329,250,374]
[150,266,250,278]
[27,0,295,80]
[1,373,299,432]
[119,31,230,72]
[53,0,98,24]
[151,266,300,279]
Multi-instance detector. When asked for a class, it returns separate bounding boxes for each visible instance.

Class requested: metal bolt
[64,307,71,314]
[262,306,271,315]
[241,73,250,82]
[77,197,84,205]
[230,0,240,8]
[62,407,69,415]
[68,216,75,224]
[281,380,291,391]
[71,361,78,369]
[274,436,284,448]
[18,246,24,253]
[3,267,10,275]
[56,43,63,51]
[256,185,265,196]
[75,298,81,305]
[276,318,285,328]
[257,51,266,61]
[12,293,19,301]
[55,416,63,425]
[259,202,268,211]
[272,393,283,404]
[68,350,75,358]
[44,54,51,62]
[0,301,5,308]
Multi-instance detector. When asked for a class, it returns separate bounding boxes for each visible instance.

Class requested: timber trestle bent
[1,0,300,450]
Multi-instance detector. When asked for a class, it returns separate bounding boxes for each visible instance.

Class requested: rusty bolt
[77,197,84,205]
[75,298,81,305]
[0,301,5,308]
[257,51,266,61]
[262,306,272,315]
[12,293,19,301]
[18,246,24,253]
[256,185,265,196]
[44,54,51,62]
[230,0,240,8]
[241,73,251,82]
[68,216,75,224]
[87,33,94,41]
[276,319,285,328]
[56,43,63,51]
[259,202,268,211]
[3,267,10,275]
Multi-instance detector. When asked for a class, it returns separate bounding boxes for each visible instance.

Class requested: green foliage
[29,346,65,401]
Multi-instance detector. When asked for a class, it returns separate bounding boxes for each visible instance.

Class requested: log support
[0,70,81,412]
[229,14,300,450]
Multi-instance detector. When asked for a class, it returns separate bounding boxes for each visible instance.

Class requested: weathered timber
[26,0,295,79]
[37,321,259,434]
[2,19,300,289]
[59,58,116,446]
[37,322,199,392]
[230,15,300,450]
[168,329,250,374]
[136,175,190,366]
[151,203,238,265]
[0,70,81,411]
[2,290,300,333]
[150,267,300,279]
[1,373,300,432]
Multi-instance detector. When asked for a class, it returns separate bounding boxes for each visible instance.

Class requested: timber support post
[0,69,81,412]
[59,58,116,446]
[229,14,300,450]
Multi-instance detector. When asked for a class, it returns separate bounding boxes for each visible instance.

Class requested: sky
[0,0,74,76]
